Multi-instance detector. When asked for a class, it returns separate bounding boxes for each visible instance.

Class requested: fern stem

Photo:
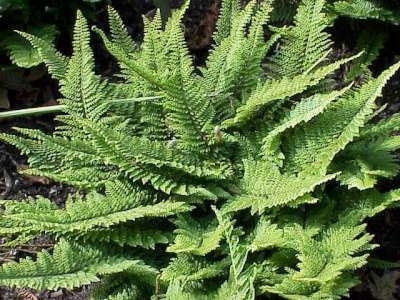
[0,106,62,120]
[0,96,162,120]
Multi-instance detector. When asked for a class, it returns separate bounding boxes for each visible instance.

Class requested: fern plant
[1,0,400,299]
[329,0,400,25]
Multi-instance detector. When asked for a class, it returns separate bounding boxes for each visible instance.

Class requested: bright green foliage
[221,55,359,128]
[167,214,227,255]
[0,181,191,241]
[9,28,67,78]
[333,115,400,189]
[1,0,400,299]
[268,0,332,78]
[0,239,157,291]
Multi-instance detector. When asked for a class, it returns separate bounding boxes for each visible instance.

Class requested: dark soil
[0,1,400,299]
[0,117,88,300]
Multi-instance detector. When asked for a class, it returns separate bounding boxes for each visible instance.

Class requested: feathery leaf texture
[222,54,360,128]
[5,26,60,69]
[1,0,400,299]
[0,239,156,291]
[268,0,332,78]
[0,182,191,239]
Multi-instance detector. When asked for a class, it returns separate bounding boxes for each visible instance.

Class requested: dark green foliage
[329,0,400,25]
[1,0,400,299]
[269,0,400,25]
[0,0,107,66]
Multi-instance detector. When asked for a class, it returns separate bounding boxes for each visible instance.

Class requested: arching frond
[0,239,155,291]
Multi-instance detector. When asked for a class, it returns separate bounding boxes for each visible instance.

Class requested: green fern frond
[5,26,60,69]
[83,223,172,249]
[261,86,351,161]
[3,127,100,169]
[59,10,114,121]
[167,215,227,256]
[161,254,229,282]
[259,223,372,299]
[103,287,139,300]
[164,279,214,300]
[250,219,296,252]
[90,263,158,300]
[72,119,230,196]
[330,0,400,25]
[13,29,67,79]
[107,6,137,55]
[160,7,215,152]
[282,60,400,175]
[337,188,400,225]
[23,167,116,189]
[79,118,233,180]
[202,1,273,122]
[222,54,359,128]
[0,183,191,238]
[268,0,332,78]
[0,239,153,291]
[90,278,141,300]
[223,157,338,213]
[332,136,400,189]
[213,0,241,45]
[95,17,215,153]
[361,112,400,138]
[214,208,256,300]
[243,2,274,91]
[2,2,400,299]
[226,61,400,212]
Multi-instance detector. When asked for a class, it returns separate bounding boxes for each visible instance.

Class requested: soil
[0,1,400,299]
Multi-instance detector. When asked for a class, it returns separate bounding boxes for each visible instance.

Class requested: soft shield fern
[1,0,400,299]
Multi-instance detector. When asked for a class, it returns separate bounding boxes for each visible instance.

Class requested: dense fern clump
[1,0,400,299]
